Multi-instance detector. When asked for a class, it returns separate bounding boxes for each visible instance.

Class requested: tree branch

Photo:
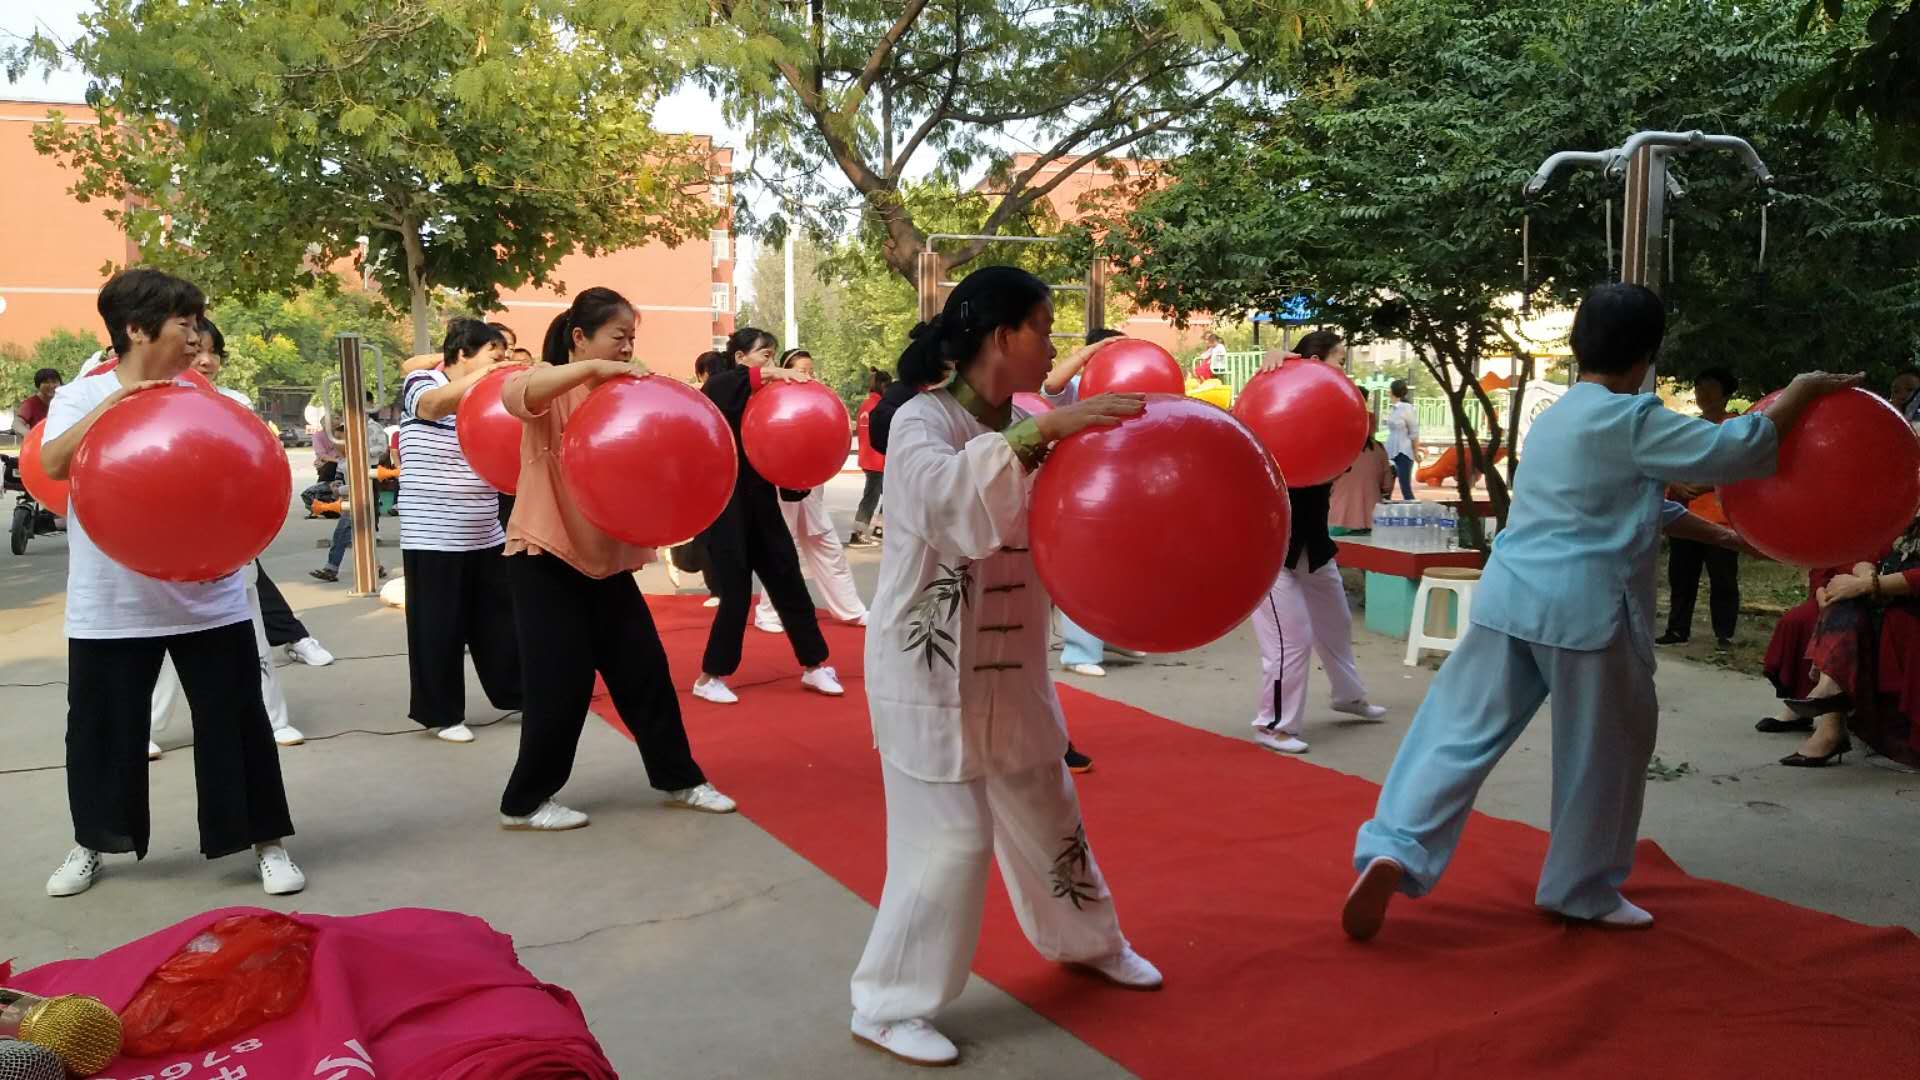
[839,0,932,123]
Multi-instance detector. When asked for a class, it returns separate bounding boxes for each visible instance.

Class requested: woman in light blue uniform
[1343,284,1859,939]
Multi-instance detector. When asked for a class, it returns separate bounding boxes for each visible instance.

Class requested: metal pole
[783,225,799,348]
[916,250,944,323]
[336,333,379,597]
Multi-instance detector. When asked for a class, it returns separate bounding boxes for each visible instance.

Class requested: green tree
[698,0,1355,286]
[1786,1,1920,161]
[1,329,108,411]
[7,0,718,351]
[1083,0,1920,534]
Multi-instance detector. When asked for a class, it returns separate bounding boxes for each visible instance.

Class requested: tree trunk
[400,217,431,354]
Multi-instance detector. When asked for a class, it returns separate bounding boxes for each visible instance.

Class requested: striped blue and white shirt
[398,368,506,552]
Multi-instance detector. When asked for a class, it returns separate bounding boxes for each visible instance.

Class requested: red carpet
[596,595,1920,1077]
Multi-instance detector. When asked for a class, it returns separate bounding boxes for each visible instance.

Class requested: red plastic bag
[119,913,315,1056]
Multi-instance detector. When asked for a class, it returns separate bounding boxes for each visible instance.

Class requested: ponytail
[541,286,634,365]
[895,265,1051,388]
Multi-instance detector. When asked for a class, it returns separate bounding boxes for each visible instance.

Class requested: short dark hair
[775,347,811,368]
[1570,283,1665,375]
[197,316,226,357]
[511,346,533,362]
[868,367,893,395]
[1087,327,1124,346]
[693,350,725,379]
[725,327,778,369]
[541,287,634,365]
[1389,378,1409,399]
[486,321,515,346]
[1695,366,1738,397]
[442,317,507,366]
[1294,329,1343,360]
[897,265,1052,387]
[32,367,62,388]
[97,268,206,356]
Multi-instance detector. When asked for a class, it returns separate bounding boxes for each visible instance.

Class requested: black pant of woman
[701,491,829,676]
[403,546,523,729]
[68,621,295,859]
[855,469,884,530]
[500,553,706,817]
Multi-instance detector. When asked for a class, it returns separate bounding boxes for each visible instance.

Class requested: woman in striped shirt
[397,318,525,744]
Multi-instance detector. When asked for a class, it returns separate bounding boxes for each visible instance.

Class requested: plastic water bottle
[1371,503,1388,538]
[1443,508,1460,550]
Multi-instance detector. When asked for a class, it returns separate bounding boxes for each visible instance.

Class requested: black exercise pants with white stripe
[67,621,295,859]
[402,546,524,730]
[500,552,705,816]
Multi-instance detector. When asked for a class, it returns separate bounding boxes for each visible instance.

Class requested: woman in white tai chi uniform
[753,348,869,630]
[849,266,1162,1068]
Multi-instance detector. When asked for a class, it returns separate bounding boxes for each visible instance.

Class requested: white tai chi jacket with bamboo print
[863,380,1068,783]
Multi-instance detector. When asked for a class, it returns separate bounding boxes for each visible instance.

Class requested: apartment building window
[711,283,730,313]
[710,181,729,208]
[710,229,730,267]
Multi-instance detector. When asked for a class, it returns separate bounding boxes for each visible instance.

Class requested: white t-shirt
[397,368,506,551]
[1385,400,1420,460]
[44,373,250,640]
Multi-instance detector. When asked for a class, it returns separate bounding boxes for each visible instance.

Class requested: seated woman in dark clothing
[1776,516,1920,769]
[1756,566,1842,732]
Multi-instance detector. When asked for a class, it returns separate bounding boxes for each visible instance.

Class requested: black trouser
[67,621,294,859]
[497,493,515,532]
[403,546,523,730]
[1666,538,1740,641]
[500,553,704,815]
[701,489,829,677]
[316,459,340,485]
[855,469,884,528]
[253,561,308,647]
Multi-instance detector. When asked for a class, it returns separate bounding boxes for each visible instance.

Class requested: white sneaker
[801,666,844,696]
[501,800,590,831]
[850,1015,959,1067]
[754,616,785,634]
[1108,647,1147,659]
[274,725,306,747]
[703,596,721,608]
[1064,662,1106,677]
[665,783,738,814]
[436,723,476,744]
[1594,896,1654,929]
[692,676,738,705]
[1333,699,1389,721]
[148,740,163,761]
[1342,856,1404,941]
[284,637,335,666]
[1253,727,1310,754]
[1072,946,1164,990]
[256,843,306,896]
[47,846,101,897]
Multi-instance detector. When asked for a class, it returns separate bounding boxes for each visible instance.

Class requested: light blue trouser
[1059,611,1104,667]
[1353,622,1658,919]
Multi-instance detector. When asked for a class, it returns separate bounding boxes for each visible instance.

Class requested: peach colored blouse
[501,367,656,579]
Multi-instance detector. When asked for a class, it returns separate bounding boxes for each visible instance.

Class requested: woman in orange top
[494,286,737,831]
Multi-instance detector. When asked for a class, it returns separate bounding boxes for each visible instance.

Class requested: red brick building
[0,99,735,381]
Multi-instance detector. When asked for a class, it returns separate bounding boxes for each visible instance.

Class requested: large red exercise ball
[19,422,69,515]
[1031,395,1290,653]
[1720,388,1920,568]
[69,386,290,582]
[1012,392,1054,415]
[560,375,738,547]
[1231,361,1371,487]
[1078,339,1185,398]
[741,379,851,489]
[456,364,529,494]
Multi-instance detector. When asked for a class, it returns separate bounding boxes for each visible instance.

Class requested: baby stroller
[2,451,63,555]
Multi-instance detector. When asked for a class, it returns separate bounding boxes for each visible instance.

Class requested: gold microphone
[0,989,123,1077]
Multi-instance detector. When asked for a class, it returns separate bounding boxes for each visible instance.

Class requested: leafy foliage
[1785,1,1920,162]
[698,1,1357,283]
[1,328,107,407]
[6,0,720,350]
[1083,0,1920,529]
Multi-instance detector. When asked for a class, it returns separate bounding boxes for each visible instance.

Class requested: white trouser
[152,564,291,736]
[850,758,1127,1023]
[1251,557,1368,734]
[755,528,867,625]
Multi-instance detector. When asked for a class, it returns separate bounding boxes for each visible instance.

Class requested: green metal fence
[1213,351,1501,441]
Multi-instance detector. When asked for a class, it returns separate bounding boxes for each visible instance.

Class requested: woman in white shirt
[848,266,1161,1068]
[1384,378,1420,500]
[40,269,303,900]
